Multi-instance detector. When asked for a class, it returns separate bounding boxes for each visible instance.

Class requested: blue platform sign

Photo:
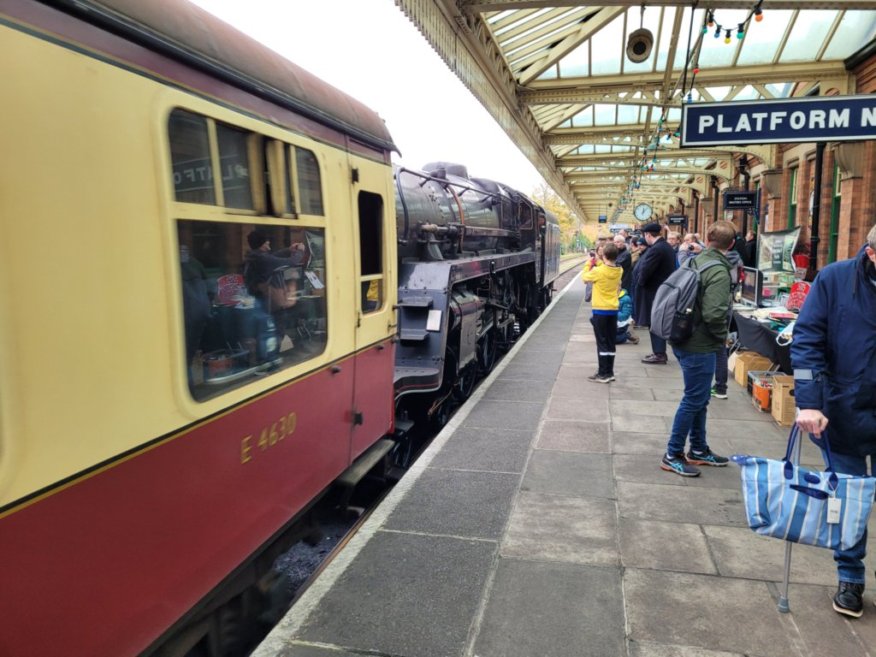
[598,214,608,223]
[681,95,876,147]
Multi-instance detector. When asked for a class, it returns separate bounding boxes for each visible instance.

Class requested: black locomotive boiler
[392,162,561,422]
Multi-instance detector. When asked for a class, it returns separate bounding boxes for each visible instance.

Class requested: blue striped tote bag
[732,426,875,551]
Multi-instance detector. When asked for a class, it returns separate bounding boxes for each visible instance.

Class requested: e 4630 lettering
[240,411,297,464]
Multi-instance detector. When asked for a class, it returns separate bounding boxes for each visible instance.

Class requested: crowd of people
[581,219,876,620]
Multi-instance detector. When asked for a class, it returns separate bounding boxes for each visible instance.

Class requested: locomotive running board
[336,438,396,492]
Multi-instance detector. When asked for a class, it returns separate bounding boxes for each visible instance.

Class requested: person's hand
[796,408,828,436]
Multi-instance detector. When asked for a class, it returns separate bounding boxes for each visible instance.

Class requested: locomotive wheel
[453,363,477,401]
[477,329,498,374]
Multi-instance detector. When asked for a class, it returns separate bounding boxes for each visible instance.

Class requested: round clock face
[634,203,653,221]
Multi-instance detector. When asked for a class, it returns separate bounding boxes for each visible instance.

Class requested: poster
[757,227,801,274]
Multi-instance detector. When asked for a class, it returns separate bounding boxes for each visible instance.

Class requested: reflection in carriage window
[216,123,254,209]
[177,219,328,401]
[295,147,324,215]
[169,110,215,205]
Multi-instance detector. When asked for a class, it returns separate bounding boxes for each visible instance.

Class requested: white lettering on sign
[830,108,849,128]
[699,115,715,132]
[770,112,787,130]
[735,114,751,132]
[790,111,806,130]
[751,113,768,131]
[861,107,876,127]
[809,110,826,130]
[717,114,733,133]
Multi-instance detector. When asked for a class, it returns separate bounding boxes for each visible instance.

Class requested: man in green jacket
[661,220,736,477]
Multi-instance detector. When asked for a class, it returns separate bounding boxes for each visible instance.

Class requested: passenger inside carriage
[178,221,328,400]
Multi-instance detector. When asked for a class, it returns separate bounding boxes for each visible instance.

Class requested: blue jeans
[667,348,716,457]
[823,449,870,584]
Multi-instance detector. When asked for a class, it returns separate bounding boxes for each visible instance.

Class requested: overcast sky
[189,0,548,195]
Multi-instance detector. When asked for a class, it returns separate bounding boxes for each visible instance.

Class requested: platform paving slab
[459,399,543,432]
[703,525,838,586]
[473,560,625,657]
[481,378,552,403]
[628,641,749,657]
[611,431,673,455]
[428,426,532,473]
[536,419,610,453]
[619,518,717,574]
[617,480,747,527]
[546,394,611,422]
[522,450,615,499]
[295,531,495,657]
[501,491,618,565]
[383,468,520,540]
[625,569,799,656]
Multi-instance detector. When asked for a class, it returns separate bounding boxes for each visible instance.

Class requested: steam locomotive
[0,2,560,656]
[394,162,560,423]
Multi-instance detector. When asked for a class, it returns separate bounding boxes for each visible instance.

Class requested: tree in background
[530,183,592,253]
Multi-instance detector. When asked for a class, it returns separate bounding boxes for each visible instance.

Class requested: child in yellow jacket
[581,242,623,382]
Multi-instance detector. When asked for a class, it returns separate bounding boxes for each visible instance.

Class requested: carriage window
[177,219,328,401]
[296,147,324,215]
[169,110,215,204]
[358,191,384,313]
[216,123,254,209]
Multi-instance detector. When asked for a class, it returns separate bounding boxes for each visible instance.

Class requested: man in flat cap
[634,223,676,364]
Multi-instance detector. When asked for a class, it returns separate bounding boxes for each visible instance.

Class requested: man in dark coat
[613,234,632,292]
[791,223,876,619]
[635,223,677,364]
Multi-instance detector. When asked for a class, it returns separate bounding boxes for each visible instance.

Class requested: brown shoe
[641,353,668,364]
[627,334,640,345]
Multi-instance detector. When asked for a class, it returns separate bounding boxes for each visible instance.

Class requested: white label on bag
[827,497,842,524]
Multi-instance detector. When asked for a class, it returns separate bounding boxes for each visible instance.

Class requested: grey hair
[869,223,876,249]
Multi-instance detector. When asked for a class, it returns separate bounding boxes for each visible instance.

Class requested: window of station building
[295,147,324,215]
[169,110,216,205]
[787,168,798,229]
[176,219,328,401]
[357,191,384,313]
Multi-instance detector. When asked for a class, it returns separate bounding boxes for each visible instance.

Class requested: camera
[688,245,695,251]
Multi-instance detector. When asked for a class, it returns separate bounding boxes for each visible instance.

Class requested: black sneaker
[833,582,865,618]
[685,448,729,467]
[587,372,614,384]
[661,453,701,477]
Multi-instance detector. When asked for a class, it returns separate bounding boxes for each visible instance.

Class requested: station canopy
[397,1,876,224]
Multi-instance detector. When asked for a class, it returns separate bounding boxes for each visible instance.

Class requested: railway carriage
[0,2,561,656]
[0,1,397,655]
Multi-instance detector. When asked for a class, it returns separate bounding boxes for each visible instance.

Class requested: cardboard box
[734,352,773,387]
[771,375,795,426]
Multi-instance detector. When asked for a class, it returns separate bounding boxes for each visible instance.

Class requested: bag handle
[782,424,839,491]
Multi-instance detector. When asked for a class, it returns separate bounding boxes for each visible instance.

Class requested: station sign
[681,95,876,146]
[667,215,687,226]
[598,214,608,223]
[723,190,757,210]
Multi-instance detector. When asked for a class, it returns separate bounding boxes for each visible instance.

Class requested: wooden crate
[771,375,795,426]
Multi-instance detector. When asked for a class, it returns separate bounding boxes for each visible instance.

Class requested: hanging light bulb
[724,29,732,44]
[707,12,714,28]
[737,23,745,39]
[754,3,764,22]
[701,25,708,35]
[686,92,693,103]
[714,25,721,39]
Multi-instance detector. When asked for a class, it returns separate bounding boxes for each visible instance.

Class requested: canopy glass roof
[402,1,876,224]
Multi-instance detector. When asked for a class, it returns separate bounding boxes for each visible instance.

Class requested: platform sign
[681,95,876,147]
[723,190,757,210]
[598,214,608,223]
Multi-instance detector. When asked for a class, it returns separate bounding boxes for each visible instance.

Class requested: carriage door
[350,171,395,461]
